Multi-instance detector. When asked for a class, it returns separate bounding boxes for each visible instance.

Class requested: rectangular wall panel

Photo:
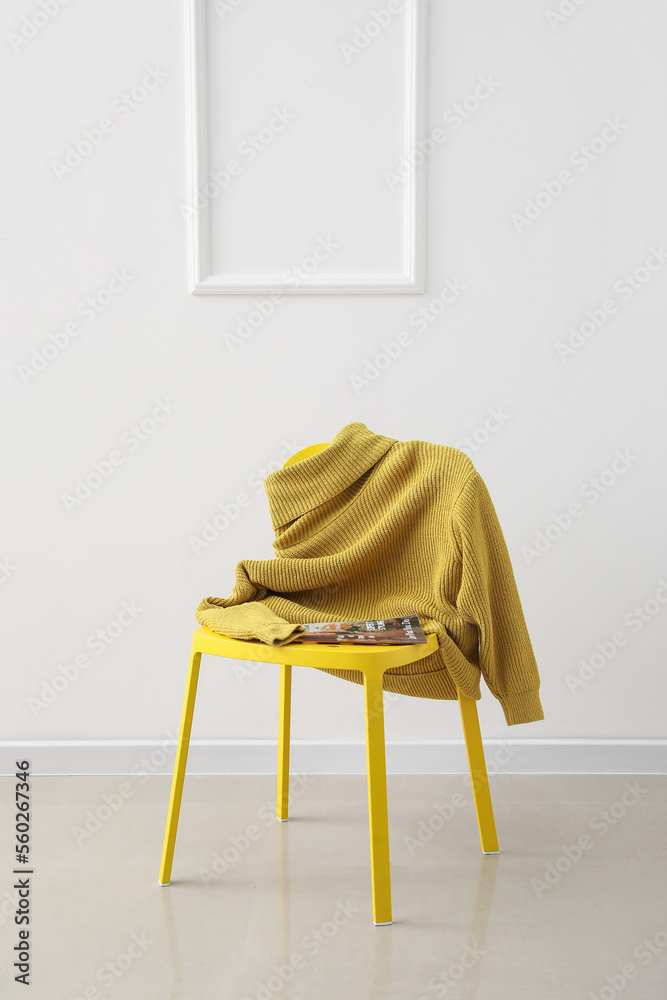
[186,0,425,293]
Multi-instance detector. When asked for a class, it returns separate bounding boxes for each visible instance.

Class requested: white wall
[3,0,667,772]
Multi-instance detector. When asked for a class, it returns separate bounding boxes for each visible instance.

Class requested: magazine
[289,613,427,644]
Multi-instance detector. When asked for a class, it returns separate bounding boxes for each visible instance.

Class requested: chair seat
[193,625,440,677]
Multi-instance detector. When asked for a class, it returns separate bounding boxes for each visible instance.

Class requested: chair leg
[457,689,499,855]
[276,663,292,821]
[363,675,392,925]
[158,647,202,885]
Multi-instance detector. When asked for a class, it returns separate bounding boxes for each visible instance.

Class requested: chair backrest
[282,442,329,467]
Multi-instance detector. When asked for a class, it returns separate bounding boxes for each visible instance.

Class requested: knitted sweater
[195,422,544,726]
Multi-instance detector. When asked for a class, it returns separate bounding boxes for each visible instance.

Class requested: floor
[1,773,666,999]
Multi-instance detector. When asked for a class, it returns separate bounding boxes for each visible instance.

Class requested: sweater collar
[264,422,397,529]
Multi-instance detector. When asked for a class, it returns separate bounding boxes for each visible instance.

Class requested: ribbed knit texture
[196,422,544,726]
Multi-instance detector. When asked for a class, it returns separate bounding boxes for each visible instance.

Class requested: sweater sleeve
[452,470,544,725]
[195,561,305,646]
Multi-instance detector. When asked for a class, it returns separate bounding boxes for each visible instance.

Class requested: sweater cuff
[195,599,305,646]
[249,621,305,646]
[500,688,544,726]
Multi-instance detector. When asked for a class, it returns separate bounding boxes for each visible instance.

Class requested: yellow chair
[158,443,499,925]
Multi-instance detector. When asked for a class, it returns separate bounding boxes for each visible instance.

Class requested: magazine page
[290,614,427,644]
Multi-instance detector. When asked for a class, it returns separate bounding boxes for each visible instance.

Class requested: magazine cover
[289,613,427,644]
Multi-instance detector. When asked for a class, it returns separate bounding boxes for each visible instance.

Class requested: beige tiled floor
[1,773,666,999]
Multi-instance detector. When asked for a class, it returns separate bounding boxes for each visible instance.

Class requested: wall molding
[185,0,426,293]
[3,739,666,776]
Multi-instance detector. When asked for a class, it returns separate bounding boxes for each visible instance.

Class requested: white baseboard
[1,739,666,776]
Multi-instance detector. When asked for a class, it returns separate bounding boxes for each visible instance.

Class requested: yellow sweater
[196,422,544,726]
